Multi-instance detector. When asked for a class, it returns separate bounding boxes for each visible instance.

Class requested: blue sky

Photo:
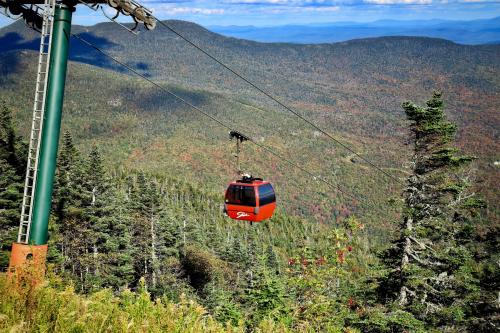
[1,0,500,27]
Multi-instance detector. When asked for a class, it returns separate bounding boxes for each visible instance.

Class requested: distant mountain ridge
[209,16,500,45]
[0,19,498,146]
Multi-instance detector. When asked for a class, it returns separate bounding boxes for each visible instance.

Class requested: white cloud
[152,5,225,15]
[303,6,340,11]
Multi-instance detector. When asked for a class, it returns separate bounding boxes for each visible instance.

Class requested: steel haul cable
[152,18,405,187]
[1,8,391,216]
[71,33,369,206]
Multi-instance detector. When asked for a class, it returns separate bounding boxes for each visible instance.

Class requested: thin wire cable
[153,19,405,186]
[72,33,364,204]
[1,12,354,203]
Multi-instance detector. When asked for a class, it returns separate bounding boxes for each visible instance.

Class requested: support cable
[71,33,367,205]
[153,19,405,186]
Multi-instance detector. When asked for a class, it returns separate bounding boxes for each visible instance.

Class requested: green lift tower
[2,0,156,280]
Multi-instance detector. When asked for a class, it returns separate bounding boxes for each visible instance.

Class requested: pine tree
[243,248,288,325]
[471,225,500,331]
[203,282,243,326]
[81,146,111,290]
[378,92,483,329]
[128,172,160,290]
[51,131,93,291]
[0,101,26,269]
[97,188,135,291]
[266,244,280,274]
[53,131,81,221]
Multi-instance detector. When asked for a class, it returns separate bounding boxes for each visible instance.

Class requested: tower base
[8,243,48,286]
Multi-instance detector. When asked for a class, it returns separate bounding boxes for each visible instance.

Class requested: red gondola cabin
[224,177,276,223]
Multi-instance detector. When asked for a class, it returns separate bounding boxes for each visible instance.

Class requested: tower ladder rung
[18,0,57,245]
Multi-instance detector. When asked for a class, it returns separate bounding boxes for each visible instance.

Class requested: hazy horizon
[205,15,500,28]
[1,0,500,28]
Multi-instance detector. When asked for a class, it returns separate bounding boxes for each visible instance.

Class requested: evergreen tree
[97,188,135,291]
[53,131,83,221]
[0,101,26,269]
[471,225,500,331]
[51,131,93,291]
[203,282,243,326]
[378,92,483,330]
[128,172,161,290]
[266,244,280,274]
[81,146,112,290]
[243,249,288,325]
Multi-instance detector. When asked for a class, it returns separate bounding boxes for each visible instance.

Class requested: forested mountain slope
[0,19,498,223]
[0,50,399,233]
[1,20,498,143]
